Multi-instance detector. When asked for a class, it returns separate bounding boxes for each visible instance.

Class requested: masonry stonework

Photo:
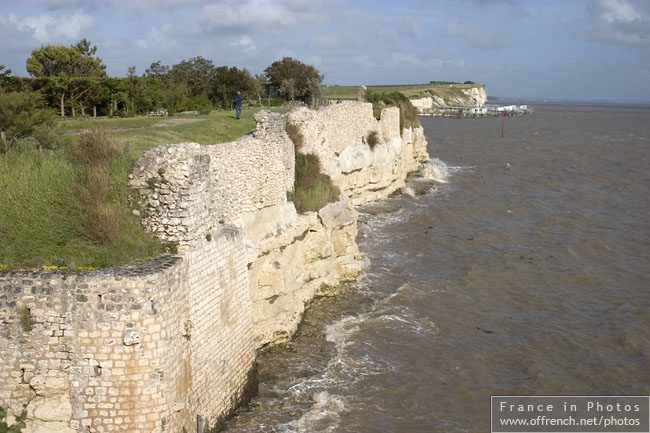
[1,103,429,433]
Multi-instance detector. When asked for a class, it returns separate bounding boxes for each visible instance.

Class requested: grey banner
[491,396,649,433]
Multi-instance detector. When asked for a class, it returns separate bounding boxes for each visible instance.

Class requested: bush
[0,90,61,153]
[285,122,304,152]
[365,91,419,132]
[293,153,340,213]
[72,129,123,166]
[0,406,26,432]
[366,130,379,150]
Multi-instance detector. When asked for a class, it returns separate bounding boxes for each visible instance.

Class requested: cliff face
[410,85,487,113]
[287,102,429,205]
[1,104,429,433]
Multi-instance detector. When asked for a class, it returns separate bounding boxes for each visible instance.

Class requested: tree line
[0,39,324,152]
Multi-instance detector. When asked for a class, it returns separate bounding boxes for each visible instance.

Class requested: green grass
[0,147,164,269]
[59,116,169,131]
[0,108,288,270]
[324,83,483,101]
[293,153,340,213]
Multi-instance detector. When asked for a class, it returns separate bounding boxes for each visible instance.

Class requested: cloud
[27,0,204,12]
[579,0,650,45]
[230,35,257,54]
[12,10,93,42]
[389,52,466,70]
[446,19,509,50]
[197,0,329,34]
[466,0,530,20]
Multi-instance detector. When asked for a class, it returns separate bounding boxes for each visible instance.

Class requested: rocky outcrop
[287,101,429,205]
[410,85,487,114]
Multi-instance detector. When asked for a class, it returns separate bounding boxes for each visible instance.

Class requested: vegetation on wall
[365,91,420,131]
[366,130,379,150]
[0,406,26,433]
[285,122,340,213]
[293,153,340,213]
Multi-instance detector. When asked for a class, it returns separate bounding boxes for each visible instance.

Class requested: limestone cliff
[410,85,487,113]
[1,103,429,433]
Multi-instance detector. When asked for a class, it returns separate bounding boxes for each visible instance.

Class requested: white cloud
[230,35,257,54]
[580,0,650,45]
[13,10,93,42]
[594,0,641,23]
[198,0,328,34]
[132,25,174,52]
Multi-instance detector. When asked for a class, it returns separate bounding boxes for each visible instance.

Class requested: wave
[420,158,450,183]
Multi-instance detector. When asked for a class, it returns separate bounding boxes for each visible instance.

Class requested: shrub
[72,129,123,166]
[0,406,27,432]
[293,153,340,213]
[0,90,61,153]
[365,91,419,132]
[285,121,304,152]
[366,130,379,150]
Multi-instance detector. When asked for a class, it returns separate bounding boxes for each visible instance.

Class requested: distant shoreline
[488,97,650,109]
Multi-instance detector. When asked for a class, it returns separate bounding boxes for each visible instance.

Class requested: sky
[1,0,650,102]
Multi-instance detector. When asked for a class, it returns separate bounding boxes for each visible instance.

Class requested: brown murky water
[222,104,650,432]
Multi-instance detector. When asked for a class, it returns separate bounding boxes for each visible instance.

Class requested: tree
[0,90,59,153]
[145,61,170,85]
[26,39,106,116]
[169,56,216,97]
[212,66,256,108]
[264,57,323,104]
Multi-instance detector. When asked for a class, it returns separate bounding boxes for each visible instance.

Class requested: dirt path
[64,117,205,135]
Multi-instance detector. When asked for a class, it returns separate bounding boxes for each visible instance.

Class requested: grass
[324,83,483,101]
[0,108,288,270]
[366,91,420,131]
[293,153,340,213]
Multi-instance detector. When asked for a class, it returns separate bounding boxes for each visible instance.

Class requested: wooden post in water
[501,112,505,138]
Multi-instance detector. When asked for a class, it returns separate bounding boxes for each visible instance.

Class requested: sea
[222,103,650,432]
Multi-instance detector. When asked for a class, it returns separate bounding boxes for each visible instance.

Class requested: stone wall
[0,228,255,433]
[129,111,294,250]
[1,103,429,433]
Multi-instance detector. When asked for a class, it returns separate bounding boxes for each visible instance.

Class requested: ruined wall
[0,228,255,433]
[129,111,294,249]
[1,104,429,432]
[288,101,429,205]
[129,110,364,349]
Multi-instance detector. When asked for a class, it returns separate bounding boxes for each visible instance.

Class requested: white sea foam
[402,186,415,196]
[288,391,346,433]
[420,158,450,183]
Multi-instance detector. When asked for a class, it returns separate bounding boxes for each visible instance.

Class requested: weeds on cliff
[0,406,27,432]
[19,306,31,332]
[293,153,340,213]
[365,91,420,132]
[366,130,380,150]
[285,122,304,152]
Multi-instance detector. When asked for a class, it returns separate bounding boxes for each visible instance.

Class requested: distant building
[264,83,281,98]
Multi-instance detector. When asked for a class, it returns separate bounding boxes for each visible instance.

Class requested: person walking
[234,91,243,119]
